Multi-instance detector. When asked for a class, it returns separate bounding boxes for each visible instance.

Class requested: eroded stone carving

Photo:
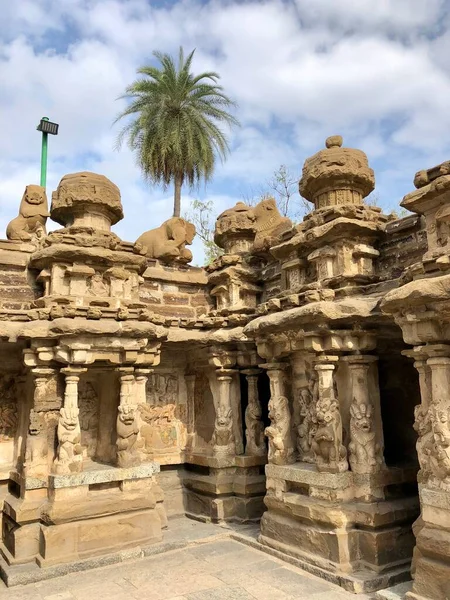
[429,405,450,484]
[413,404,434,482]
[136,218,196,264]
[265,396,295,465]
[295,386,316,463]
[54,407,83,474]
[312,397,348,473]
[212,406,235,457]
[252,198,292,254]
[88,272,109,297]
[245,398,266,457]
[0,376,18,440]
[78,381,98,458]
[7,185,49,242]
[116,404,141,467]
[24,409,48,478]
[147,373,178,405]
[348,402,383,474]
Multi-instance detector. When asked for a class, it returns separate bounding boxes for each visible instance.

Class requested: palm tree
[114,47,239,217]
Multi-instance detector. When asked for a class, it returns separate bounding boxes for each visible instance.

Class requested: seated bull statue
[136,217,196,264]
[6,185,49,242]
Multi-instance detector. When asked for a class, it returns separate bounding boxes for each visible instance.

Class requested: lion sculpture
[136,217,196,264]
[7,185,49,242]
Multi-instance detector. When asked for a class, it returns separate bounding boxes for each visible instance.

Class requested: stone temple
[0,137,449,600]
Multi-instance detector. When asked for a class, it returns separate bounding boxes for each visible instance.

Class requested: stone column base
[0,463,166,583]
[183,453,266,523]
[406,486,450,600]
[260,463,419,594]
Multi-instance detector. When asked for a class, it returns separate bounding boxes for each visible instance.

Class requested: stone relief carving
[0,376,18,440]
[139,403,179,454]
[78,381,99,458]
[212,405,236,457]
[245,397,266,457]
[136,217,196,264]
[312,397,348,473]
[265,396,295,465]
[348,402,383,474]
[295,386,316,463]
[54,407,83,474]
[116,404,141,467]
[413,404,434,482]
[147,373,178,405]
[429,405,450,485]
[88,272,109,297]
[6,185,49,242]
[24,409,48,478]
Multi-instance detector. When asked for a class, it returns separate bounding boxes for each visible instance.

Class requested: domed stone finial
[325,135,343,149]
[51,172,123,232]
[299,136,375,210]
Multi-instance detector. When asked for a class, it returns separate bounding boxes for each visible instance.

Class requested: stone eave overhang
[270,217,382,260]
[243,297,381,337]
[29,244,147,271]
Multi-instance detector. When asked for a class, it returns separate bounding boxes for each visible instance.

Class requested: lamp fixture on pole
[36,117,59,189]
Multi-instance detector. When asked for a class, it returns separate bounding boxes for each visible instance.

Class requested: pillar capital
[61,366,87,378]
[341,354,378,366]
[260,362,288,372]
[216,368,236,381]
[241,368,262,377]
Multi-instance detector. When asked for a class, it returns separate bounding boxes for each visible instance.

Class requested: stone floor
[0,518,409,600]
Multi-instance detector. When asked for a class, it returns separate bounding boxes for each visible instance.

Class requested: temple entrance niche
[191,371,215,453]
[139,369,187,463]
[378,342,420,486]
[78,374,100,461]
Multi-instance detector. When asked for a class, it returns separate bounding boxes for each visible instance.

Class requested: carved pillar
[185,374,196,450]
[344,355,384,474]
[135,369,151,406]
[53,368,85,475]
[263,362,295,465]
[212,369,236,457]
[291,352,315,463]
[403,351,434,483]
[116,369,140,468]
[313,357,348,473]
[23,368,61,479]
[405,348,450,600]
[243,369,265,457]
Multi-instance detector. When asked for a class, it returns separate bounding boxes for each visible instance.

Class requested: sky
[1,0,450,264]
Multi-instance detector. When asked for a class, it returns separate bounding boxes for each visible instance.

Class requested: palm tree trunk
[173,174,182,217]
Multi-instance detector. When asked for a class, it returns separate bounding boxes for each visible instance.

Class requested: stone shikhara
[0,139,447,600]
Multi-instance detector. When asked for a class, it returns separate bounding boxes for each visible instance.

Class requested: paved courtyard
[0,518,405,600]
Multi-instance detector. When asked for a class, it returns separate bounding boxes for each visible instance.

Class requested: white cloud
[1,0,450,264]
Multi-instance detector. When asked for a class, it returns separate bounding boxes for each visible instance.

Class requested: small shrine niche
[78,378,100,460]
[139,372,187,460]
[0,374,19,468]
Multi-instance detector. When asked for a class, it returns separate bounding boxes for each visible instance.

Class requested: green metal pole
[40,117,49,188]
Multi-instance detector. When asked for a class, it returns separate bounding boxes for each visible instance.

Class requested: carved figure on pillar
[54,407,83,474]
[313,397,348,473]
[54,371,84,474]
[212,405,235,457]
[429,405,450,485]
[24,409,48,478]
[116,404,141,467]
[348,401,383,473]
[413,404,434,482]
[265,396,295,465]
[244,372,266,457]
[296,386,316,463]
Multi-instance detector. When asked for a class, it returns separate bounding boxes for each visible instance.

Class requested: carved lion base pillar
[259,353,417,593]
[406,350,450,600]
